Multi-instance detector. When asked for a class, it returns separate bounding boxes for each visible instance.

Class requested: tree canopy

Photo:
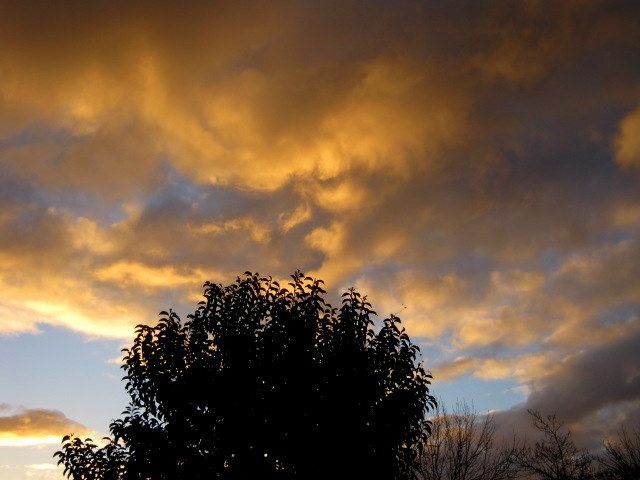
[56,271,436,479]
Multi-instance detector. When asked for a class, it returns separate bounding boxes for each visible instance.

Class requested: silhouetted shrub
[56,271,436,479]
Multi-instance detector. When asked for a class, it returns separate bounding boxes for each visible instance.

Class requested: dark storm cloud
[492,329,640,448]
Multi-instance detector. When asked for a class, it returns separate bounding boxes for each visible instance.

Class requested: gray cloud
[493,329,640,448]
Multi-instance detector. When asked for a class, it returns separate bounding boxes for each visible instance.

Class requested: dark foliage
[55,271,436,479]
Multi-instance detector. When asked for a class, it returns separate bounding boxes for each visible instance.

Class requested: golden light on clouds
[0,435,67,448]
[616,105,640,168]
[0,1,639,463]
[0,407,91,448]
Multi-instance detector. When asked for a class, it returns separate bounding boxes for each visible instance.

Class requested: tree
[55,271,436,479]
[513,410,593,480]
[598,424,640,480]
[417,400,522,480]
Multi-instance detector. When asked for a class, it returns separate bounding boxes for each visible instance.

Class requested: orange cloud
[0,406,90,447]
[434,354,549,383]
[615,105,640,168]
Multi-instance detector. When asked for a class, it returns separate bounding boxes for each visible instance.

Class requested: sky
[0,0,639,478]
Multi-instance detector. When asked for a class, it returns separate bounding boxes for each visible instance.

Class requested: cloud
[409,238,640,446]
[0,194,148,337]
[188,217,271,244]
[25,463,64,479]
[615,105,640,168]
[0,406,90,447]
[492,329,640,448]
[279,204,312,233]
[0,1,472,197]
[0,0,639,449]
[362,237,640,351]
[95,261,208,289]
[434,354,549,383]
[363,236,640,446]
[525,333,640,424]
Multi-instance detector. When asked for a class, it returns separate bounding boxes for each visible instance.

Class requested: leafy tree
[56,271,436,479]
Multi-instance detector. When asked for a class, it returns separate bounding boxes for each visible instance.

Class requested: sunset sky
[1,1,640,478]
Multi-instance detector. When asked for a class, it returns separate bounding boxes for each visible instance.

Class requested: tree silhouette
[417,401,522,480]
[513,410,594,480]
[55,271,436,479]
[598,425,640,480]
